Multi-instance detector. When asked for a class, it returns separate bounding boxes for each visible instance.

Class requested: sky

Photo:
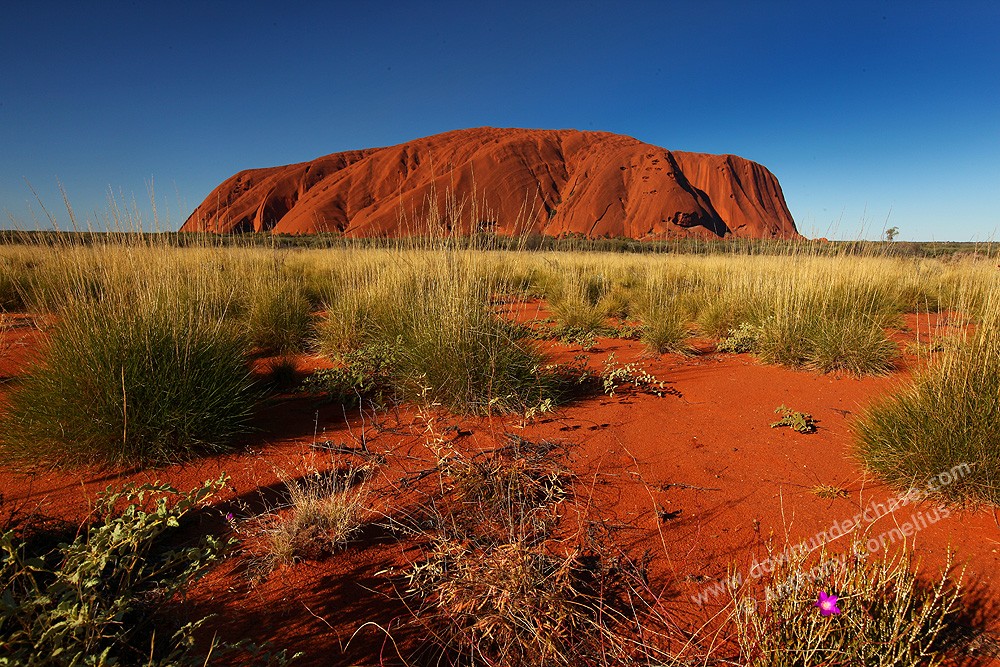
[2,1,998,241]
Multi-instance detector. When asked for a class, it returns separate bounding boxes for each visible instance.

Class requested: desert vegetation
[1,231,999,664]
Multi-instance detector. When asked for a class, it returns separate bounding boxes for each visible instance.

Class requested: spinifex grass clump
[731,543,963,667]
[0,295,257,466]
[546,270,614,340]
[856,330,1000,505]
[391,275,550,413]
[318,249,566,414]
[751,281,899,375]
[245,276,314,353]
[636,286,690,355]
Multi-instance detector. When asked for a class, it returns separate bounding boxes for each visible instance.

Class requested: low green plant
[601,353,671,397]
[0,476,294,665]
[552,324,600,349]
[0,298,258,466]
[771,406,817,434]
[301,340,400,406]
[717,322,762,354]
[731,542,964,666]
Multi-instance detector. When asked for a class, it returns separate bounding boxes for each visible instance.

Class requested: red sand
[180,128,800,240]
[2,309,998,664]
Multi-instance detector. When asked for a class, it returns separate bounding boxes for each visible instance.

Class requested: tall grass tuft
[856,330,1000,505]
[245,277,314,354]
[250,466,370,574]
[750,280,900,375]
[317,249,559,414]
[547,274,610,337]
[636,281,690,355]
[0,295,257,466]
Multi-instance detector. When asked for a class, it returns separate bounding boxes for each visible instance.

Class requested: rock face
[181,127,800,239]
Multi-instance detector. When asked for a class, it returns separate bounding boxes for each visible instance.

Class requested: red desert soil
[180,127,800,240]
[2,308,998,665]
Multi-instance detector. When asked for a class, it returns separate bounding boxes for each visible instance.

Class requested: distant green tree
[884,226,900,242]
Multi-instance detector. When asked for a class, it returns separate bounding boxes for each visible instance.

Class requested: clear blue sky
[2,1,998,240]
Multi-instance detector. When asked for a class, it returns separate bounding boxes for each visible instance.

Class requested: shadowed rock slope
[181,127,800,239]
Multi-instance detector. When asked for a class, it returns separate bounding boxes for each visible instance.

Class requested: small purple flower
[225,512,235,522]
[816,591,841,616]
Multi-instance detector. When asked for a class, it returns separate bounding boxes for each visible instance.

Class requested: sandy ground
[1,304,997,664]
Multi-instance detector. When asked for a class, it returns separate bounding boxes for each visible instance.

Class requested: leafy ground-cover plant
[771,406,818,434]
[601,353,674,397]
[300,340,400,406]
[0,476,295,665]
[731,543,965,666]
[717,322,762,354]
[0,298,258,466]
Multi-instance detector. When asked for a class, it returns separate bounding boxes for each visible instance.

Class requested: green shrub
[717,322,762,354]
[732,542,963,666]
[856,334,1000,504]
[0,477,293,665]
[0,299,258,466]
